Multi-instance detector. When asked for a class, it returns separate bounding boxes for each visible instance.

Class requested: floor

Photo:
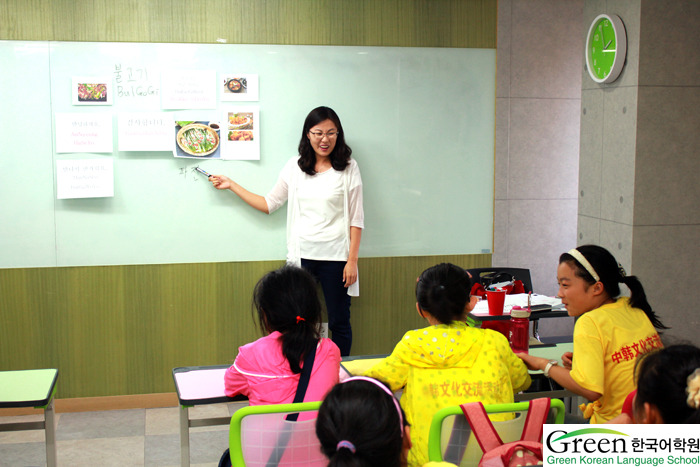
[0,401,248,467]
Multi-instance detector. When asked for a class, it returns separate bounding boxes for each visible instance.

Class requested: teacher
[209,106,364,356]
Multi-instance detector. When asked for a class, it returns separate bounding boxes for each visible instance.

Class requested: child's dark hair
[252,265,321,374]
[415,263,472,324]
[559,245,667,329]
[634,344,700,424]
[316,378,406,467]
[297,106,352,175]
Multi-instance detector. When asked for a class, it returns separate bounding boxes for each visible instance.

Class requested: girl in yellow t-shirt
[365,263,531,466]
[517,245,667,423]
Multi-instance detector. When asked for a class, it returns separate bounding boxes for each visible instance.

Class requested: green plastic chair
[228,400,326,467]
[427,398,565,466]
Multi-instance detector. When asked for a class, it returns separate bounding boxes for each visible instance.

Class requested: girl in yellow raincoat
[365,263,531,467]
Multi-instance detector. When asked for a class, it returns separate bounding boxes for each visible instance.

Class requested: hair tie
[296,316,305,324]
[336,440,356,453]
[567,248,600,282]
[686,368,700,409]
[618,263,627,279]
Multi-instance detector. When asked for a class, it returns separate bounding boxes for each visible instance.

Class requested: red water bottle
[509,307,530,354]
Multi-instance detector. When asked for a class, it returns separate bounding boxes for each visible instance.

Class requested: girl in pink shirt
[224,265,341,405]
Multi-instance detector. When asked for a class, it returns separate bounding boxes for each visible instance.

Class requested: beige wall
[494,0,584,336]
[578,0,700,345]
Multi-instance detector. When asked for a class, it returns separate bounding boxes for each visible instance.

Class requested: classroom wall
[492,0,583,336]
[578,0,700,346]
[0,0,497,398]
[495,0,700,344]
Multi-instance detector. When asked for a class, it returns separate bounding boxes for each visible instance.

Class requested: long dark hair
[252,265,321,373]
[297,106,352,175]
[559,245,667,329]
[316,379,406,467]
[415,263,472,324]
[634,344,700,423]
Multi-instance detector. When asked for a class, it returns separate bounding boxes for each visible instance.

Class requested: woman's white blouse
[264,156,364,295]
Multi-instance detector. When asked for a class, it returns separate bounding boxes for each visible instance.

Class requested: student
[224,265,341,405]
[210,106,364,356]
[610,344,700,424]
[517,245,667,424]
[364,263,531,466]
[316,376,412,467]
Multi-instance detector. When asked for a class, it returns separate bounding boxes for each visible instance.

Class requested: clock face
[588,17,616,80]
[586,14,627,84]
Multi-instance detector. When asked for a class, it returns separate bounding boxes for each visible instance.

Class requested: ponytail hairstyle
[559,245,667,329]
[415,263,472,324]
[252,265,321,373]
[634,344,700,424]
[316,377,407,467]
[297,106,352,175]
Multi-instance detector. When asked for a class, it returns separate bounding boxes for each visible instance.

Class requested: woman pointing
[209,106,364,356]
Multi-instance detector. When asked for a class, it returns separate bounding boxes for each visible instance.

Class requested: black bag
[218,342,318,467]
[480,271,516,289]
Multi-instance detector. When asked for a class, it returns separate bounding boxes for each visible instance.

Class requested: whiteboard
[0,41,495,268]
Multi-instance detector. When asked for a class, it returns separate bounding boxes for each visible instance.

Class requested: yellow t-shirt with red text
[570,297,662,423]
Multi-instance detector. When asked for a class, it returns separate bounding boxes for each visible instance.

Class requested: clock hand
[599,24,605,49]
[605,39,613,49]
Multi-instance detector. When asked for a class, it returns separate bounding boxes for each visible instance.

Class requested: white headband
[567,248,600,282]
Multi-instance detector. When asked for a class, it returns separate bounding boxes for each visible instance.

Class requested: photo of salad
[77,83,108,102]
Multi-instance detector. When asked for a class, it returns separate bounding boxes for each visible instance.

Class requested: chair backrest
[229,401,326,467]
[427,399,565,466]
[467,267,533,293]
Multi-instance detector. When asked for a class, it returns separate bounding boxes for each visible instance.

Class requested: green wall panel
[0,0,496,48]
[0,255,490,398]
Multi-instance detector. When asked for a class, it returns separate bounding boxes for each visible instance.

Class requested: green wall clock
[585,14,627,84]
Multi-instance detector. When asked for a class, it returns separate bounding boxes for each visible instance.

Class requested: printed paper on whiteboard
[161,69,217,109]
[55,113,114,153]
[221,107,260,160]
[56,158,114,199]
[118,112,173,151]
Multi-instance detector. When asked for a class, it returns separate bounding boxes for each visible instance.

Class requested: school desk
[172,365,247,467]
[0,368,59,467]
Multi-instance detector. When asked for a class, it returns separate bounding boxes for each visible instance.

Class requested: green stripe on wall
[0,0,496,48]
[0,254,490,398]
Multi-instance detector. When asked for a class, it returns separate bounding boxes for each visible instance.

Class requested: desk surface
[339,342,572,376]
[468,306,570,322]
[529,342,572,368]
[172,366,246,406]
[173,342,573,405]
[0,369,59,408]
[468,293,569,322]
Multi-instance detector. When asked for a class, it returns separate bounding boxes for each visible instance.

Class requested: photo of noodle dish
[176,123,220,157]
